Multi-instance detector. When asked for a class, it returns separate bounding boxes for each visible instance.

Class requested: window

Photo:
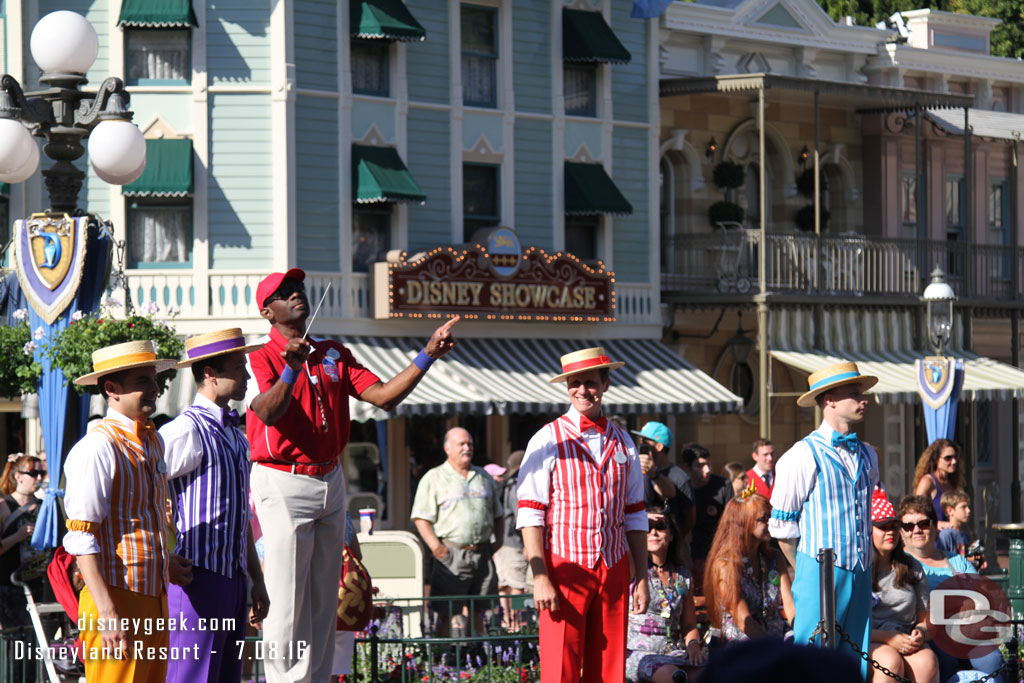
[945,176,965,240]
[352,207,391,273]
[990,179,1010,280]
[463,163,500,241]
[564,64,596,116]
[127,199,192,268]
[461,5,497,108]
[351,39,389,96]
[901,173,917,235]
[125,29,190,84]
[565,216,599,261]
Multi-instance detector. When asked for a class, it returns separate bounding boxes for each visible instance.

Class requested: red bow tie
[579,415,607,434]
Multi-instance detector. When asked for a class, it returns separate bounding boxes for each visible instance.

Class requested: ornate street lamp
[922,266,956,356]
[0,10,146,212]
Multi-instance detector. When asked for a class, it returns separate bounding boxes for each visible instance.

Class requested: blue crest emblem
[915,357,959,410]
[488,227,521,277]
[13,214,90,324]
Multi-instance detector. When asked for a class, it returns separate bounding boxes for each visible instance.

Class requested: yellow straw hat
[549,346,625,383]
[177,328,264,368]
[796,361,879,408]
[74,340,179,386]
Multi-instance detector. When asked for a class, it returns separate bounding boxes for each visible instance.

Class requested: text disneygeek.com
[77,616,236,636]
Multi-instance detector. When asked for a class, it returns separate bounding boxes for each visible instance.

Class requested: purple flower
[142,301,160,315]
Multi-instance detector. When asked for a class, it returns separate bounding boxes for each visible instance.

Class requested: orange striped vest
[88,418,169,596]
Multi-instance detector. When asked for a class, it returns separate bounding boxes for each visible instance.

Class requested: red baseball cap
[256,268,306,309]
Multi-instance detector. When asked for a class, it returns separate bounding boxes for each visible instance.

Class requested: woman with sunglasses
[626,506,705,683]
[912,439,964,527]
[0,453,48,628]
[897,495,1005,683]
[704,489,794,645]
[868,490,937,683]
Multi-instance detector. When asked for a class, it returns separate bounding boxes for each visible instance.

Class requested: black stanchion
[1007,635,1019,683]
[371,623,380,682]
[818,547,836,649]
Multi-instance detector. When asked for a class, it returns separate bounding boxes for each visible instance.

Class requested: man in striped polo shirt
[769,361,881,675]
[161,329,271,682]
[517,347,649,683]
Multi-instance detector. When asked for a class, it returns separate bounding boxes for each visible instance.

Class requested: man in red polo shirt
[246,268,458,683]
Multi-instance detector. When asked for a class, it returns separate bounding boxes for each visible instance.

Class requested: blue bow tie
[831,431,859,453]
[223,409,240,428]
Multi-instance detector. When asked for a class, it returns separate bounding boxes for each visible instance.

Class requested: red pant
[540,553,628,683]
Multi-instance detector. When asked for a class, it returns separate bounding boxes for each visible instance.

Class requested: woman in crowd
[626,505,705,683]
[722,463,749,498]
[0,453,47,627]
[898,495,1004,683]
[868,490,937,683]
[912,440,964,525]
[704,489,794,644]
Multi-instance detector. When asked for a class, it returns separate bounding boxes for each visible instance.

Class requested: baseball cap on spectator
[631,421,673,449]
[256,268,306,309]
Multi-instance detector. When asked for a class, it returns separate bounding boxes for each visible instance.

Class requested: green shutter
[122,139,194,197]
[564,162,632,216]
[351,0,426,42]
[353,145,427,204]
[562,9,631,64]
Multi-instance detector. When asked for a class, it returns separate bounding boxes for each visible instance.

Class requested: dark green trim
[562,8,631,65]
[564,162,632,216]
[118,0,198,27]
[122,139,194,197]
[353,145,427,204]
[351,0,426,42]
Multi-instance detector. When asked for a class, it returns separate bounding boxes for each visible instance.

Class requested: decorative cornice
[866,44,1024,84]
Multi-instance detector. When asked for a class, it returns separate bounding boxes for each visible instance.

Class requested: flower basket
[794,204,830,233]
[0,311,42,400]
[796,168,828,198]
[712,160,745,191]
[46,302,185,395]
[708,200,745,228]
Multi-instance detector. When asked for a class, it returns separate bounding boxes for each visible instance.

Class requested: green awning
[353,145,426,204]
[118,0,198,27]
[564,162,633,216]
[351,0,426,42]
[562,9,631,64]
[122,139,194,197]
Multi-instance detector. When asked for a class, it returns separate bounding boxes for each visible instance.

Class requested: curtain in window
[352,42,388,95]
[127,31,189,81]
[564,66,595,115]
[462,56,495,106]
[129,207,190,264]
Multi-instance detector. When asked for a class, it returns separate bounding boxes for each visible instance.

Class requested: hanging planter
[709,200,745,227]
[45,300,185,395]
[712,160,745,192]
[794,204,830,233]
[0,311,43,400]
[796,168,828,199]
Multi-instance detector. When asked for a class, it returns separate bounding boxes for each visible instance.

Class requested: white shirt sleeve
[768,438,818,540]
[516,426,556,529]
[160,415,204,480]
[63,431,116,556]
[623,437,647,533]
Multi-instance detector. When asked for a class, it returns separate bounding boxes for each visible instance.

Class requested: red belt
[257,459,338,476]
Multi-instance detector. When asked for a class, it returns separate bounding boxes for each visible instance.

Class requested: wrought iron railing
[662,231,1024,301]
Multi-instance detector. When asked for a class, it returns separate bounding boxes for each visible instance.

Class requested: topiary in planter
[709,200,745,227]
[712,160,745,192]
[794,204,830,232]
[796,168,828,198]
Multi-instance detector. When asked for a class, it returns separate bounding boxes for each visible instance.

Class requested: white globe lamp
[30,11,99,74]
[92,154,146,186]
[88,120,147,182]
[0,119,38,178]
[0,136,40,183]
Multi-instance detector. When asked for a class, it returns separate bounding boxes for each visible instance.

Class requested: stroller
[9,546,85,682]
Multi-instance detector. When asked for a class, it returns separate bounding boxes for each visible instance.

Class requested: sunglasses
[265,284,306,304]
[940,455,958,462]
[901,519,932,532]
[648,519,667,532]
[17,470,44,478]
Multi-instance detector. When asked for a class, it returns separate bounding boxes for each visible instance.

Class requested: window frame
[352,204,392,273]
[350,38,391,97]
[563,63,598,117]
[564,214,601,262]
[125,197,194,269]
[460,4,499,109]
[944,174,965,241]
[124,27,192,86]
[462,162,501,241]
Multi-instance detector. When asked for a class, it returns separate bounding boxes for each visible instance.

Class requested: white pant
[332,630,355,675]
[252,463,347,683]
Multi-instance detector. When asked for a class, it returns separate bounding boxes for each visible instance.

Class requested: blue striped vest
[796,433,873,571]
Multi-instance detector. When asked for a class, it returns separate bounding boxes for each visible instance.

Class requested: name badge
[614,450,626,465]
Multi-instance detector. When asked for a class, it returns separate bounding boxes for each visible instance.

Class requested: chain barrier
[807,620,1013,683]
[98,216,134,316]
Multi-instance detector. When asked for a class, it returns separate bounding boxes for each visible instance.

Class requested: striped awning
[772,350,1024,404]
[342,337,742,420]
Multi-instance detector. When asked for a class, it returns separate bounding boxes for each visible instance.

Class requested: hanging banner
[373,226,616,323]
[13,213,90,324]
[916,356,964,443]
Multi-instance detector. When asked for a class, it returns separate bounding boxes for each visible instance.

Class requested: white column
[191,0,210,316]
[551,0,565,251]
[270,0,296,269]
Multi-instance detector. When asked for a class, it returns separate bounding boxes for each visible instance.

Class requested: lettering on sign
[372,228,614,322]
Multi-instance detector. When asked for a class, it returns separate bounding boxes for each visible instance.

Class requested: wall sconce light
[798,145,810,166]
[706,137,718,159]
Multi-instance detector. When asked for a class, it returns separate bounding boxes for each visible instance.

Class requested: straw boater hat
[74,340,179,386]
[548,346,625,383]
[177,328,264,368]
[796,360,879,408]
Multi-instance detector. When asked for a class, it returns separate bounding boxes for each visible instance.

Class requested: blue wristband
[280,366,299,385]
[414,349,436,372]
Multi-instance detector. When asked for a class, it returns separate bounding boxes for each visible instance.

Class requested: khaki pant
[252,463,347,683]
